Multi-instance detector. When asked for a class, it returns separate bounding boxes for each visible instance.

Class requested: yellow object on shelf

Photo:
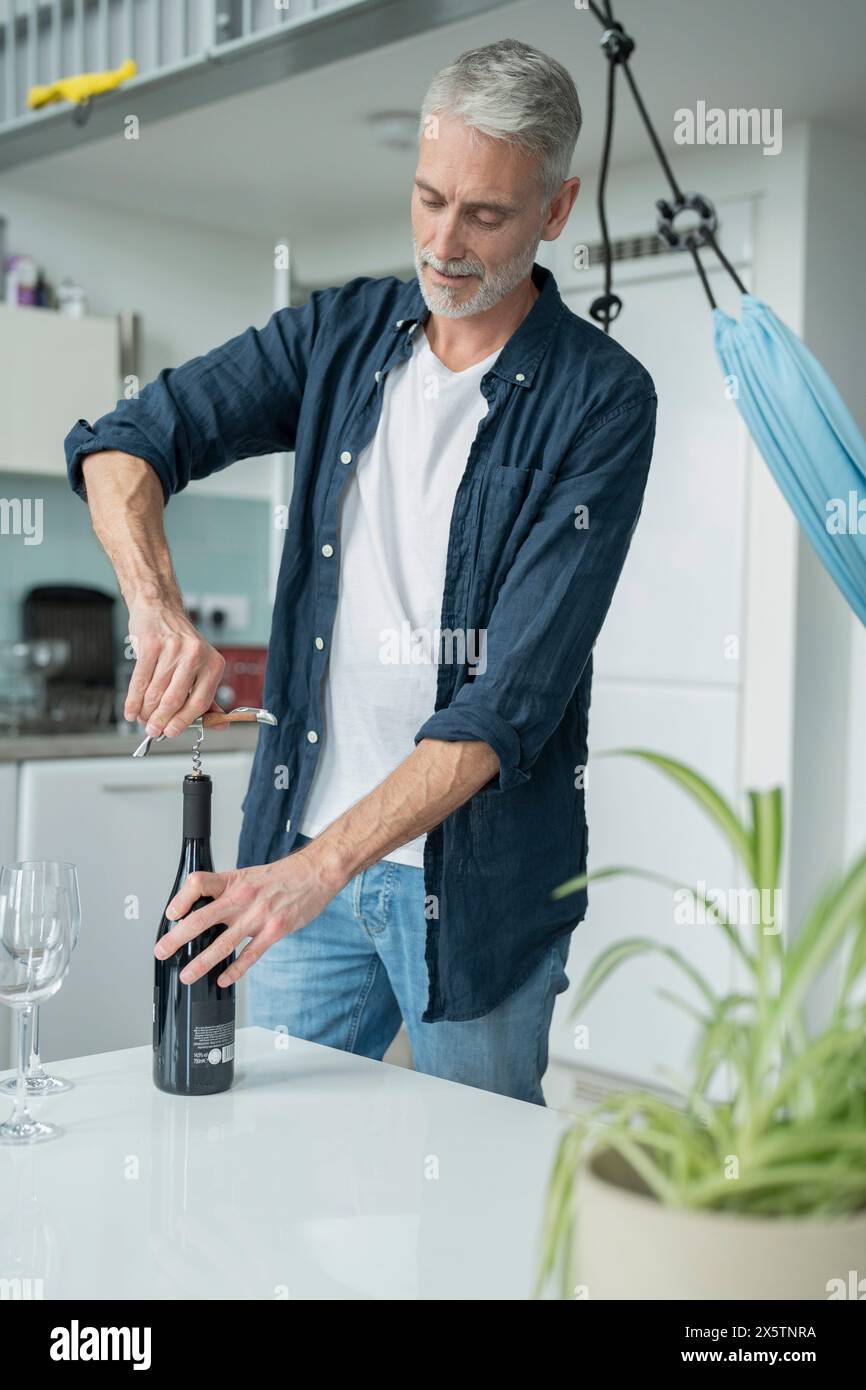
[27,57,137,111]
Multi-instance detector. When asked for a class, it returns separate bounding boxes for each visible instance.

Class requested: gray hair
[419,39,582,203]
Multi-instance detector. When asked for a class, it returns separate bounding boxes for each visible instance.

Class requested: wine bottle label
[191,1015,235,1067]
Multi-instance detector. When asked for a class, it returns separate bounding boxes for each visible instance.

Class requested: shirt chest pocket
[469,462,555,614]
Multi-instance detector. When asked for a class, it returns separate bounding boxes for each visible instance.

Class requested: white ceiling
[6,0,866,253]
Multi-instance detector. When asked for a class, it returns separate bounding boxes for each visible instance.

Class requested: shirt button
[340,450,352,464]
[285,818,292,833]
[321,543,334,558]
[395,319,404,328]
[374,370,382,382]
[307,730,319,744]
[314,636,324,650]
[515,372,525,382]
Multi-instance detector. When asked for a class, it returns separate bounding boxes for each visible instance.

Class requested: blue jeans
[248,834,572,1105]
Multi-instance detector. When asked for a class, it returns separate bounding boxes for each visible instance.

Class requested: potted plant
[537,750,866,1300]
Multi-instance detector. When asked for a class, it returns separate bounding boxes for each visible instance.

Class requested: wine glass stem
[11,1005,36,1127]
[29,1003,44,1080]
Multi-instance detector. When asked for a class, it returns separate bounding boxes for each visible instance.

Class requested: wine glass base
[0,1117,63,1144]
[0,1073,73,1096]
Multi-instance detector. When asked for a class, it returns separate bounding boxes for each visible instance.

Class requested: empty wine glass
[0,861,80,1097]
[0,866,73,1144]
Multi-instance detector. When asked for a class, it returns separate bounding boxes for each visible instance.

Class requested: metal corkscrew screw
[190,721,204,778]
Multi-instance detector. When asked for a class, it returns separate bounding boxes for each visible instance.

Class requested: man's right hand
[78,450,229,739]
[125,599,226,739]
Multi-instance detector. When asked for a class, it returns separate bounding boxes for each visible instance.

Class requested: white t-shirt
[299,323,500,866]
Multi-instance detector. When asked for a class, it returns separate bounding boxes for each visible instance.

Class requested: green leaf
[837,900,866,1010]
[551,863,637,900]
[687,1162,866,1209]
[769,851,866,1050]
[748,787,783,894]
[752,1125,866,1164]
[553,864,757,971]
[754,1023,865,1130]
[605,748,757,880]
[568,936,720,1017]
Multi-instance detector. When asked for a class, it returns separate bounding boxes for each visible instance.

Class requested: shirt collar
[391,262,563,389]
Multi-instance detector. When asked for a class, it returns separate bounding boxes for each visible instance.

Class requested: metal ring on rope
[656,193,718,252]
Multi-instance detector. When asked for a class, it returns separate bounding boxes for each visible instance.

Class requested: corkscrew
[131,706,277,767]
[190,721,205,778]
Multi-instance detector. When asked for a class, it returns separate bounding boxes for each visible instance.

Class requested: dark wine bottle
[153,773,235,1095]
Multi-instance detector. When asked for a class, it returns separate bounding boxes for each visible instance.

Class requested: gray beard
[413,231,541,320]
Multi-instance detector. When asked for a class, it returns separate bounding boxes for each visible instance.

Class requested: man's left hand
[155,845,346,987]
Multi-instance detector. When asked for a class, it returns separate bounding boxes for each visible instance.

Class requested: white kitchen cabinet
[13,752,253,1064]
[0,304,120,476]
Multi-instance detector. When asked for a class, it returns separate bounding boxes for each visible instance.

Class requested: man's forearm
[308,737,500,888]
[81,450,181,609]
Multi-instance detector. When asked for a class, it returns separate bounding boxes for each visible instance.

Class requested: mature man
[65,39,657,1104]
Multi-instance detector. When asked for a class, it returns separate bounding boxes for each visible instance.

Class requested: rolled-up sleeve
[64,289,333,504]
[415,387,657,790]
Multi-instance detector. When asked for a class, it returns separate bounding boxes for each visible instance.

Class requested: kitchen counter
[0,725,260,761]
[0,1026,568,1300]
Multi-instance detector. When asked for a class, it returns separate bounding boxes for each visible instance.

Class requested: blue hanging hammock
[714,295,866,626]
[585,0,866,625]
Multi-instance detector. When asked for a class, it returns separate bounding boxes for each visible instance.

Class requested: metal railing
[0,0,310,127]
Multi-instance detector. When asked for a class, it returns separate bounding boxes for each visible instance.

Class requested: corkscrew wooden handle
[200,707,277,729]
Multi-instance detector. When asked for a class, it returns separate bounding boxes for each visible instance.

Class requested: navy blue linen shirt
[65,262,657,1023]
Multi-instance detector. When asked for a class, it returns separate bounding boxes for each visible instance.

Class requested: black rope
[584,1,745,323]
[595,53,617,332]
[585,4,680,203]
[618,60,683,204]
[688,246,716,310]
[704,227,749,296]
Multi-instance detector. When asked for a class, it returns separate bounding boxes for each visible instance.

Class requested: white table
[0,1027,569,1300]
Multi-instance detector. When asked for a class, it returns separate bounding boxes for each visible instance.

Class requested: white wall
[796,127,866,869]
[795,124,866,1018]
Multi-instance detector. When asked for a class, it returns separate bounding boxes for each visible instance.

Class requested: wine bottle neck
[183,796,211,840]
[180,839,214,875]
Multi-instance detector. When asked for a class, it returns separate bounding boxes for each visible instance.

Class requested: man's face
[411,113,548,319]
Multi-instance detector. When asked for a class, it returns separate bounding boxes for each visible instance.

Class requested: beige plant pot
[578,1148,866,1300]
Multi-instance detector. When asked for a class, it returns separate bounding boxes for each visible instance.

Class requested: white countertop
[0,1026,568,1300]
